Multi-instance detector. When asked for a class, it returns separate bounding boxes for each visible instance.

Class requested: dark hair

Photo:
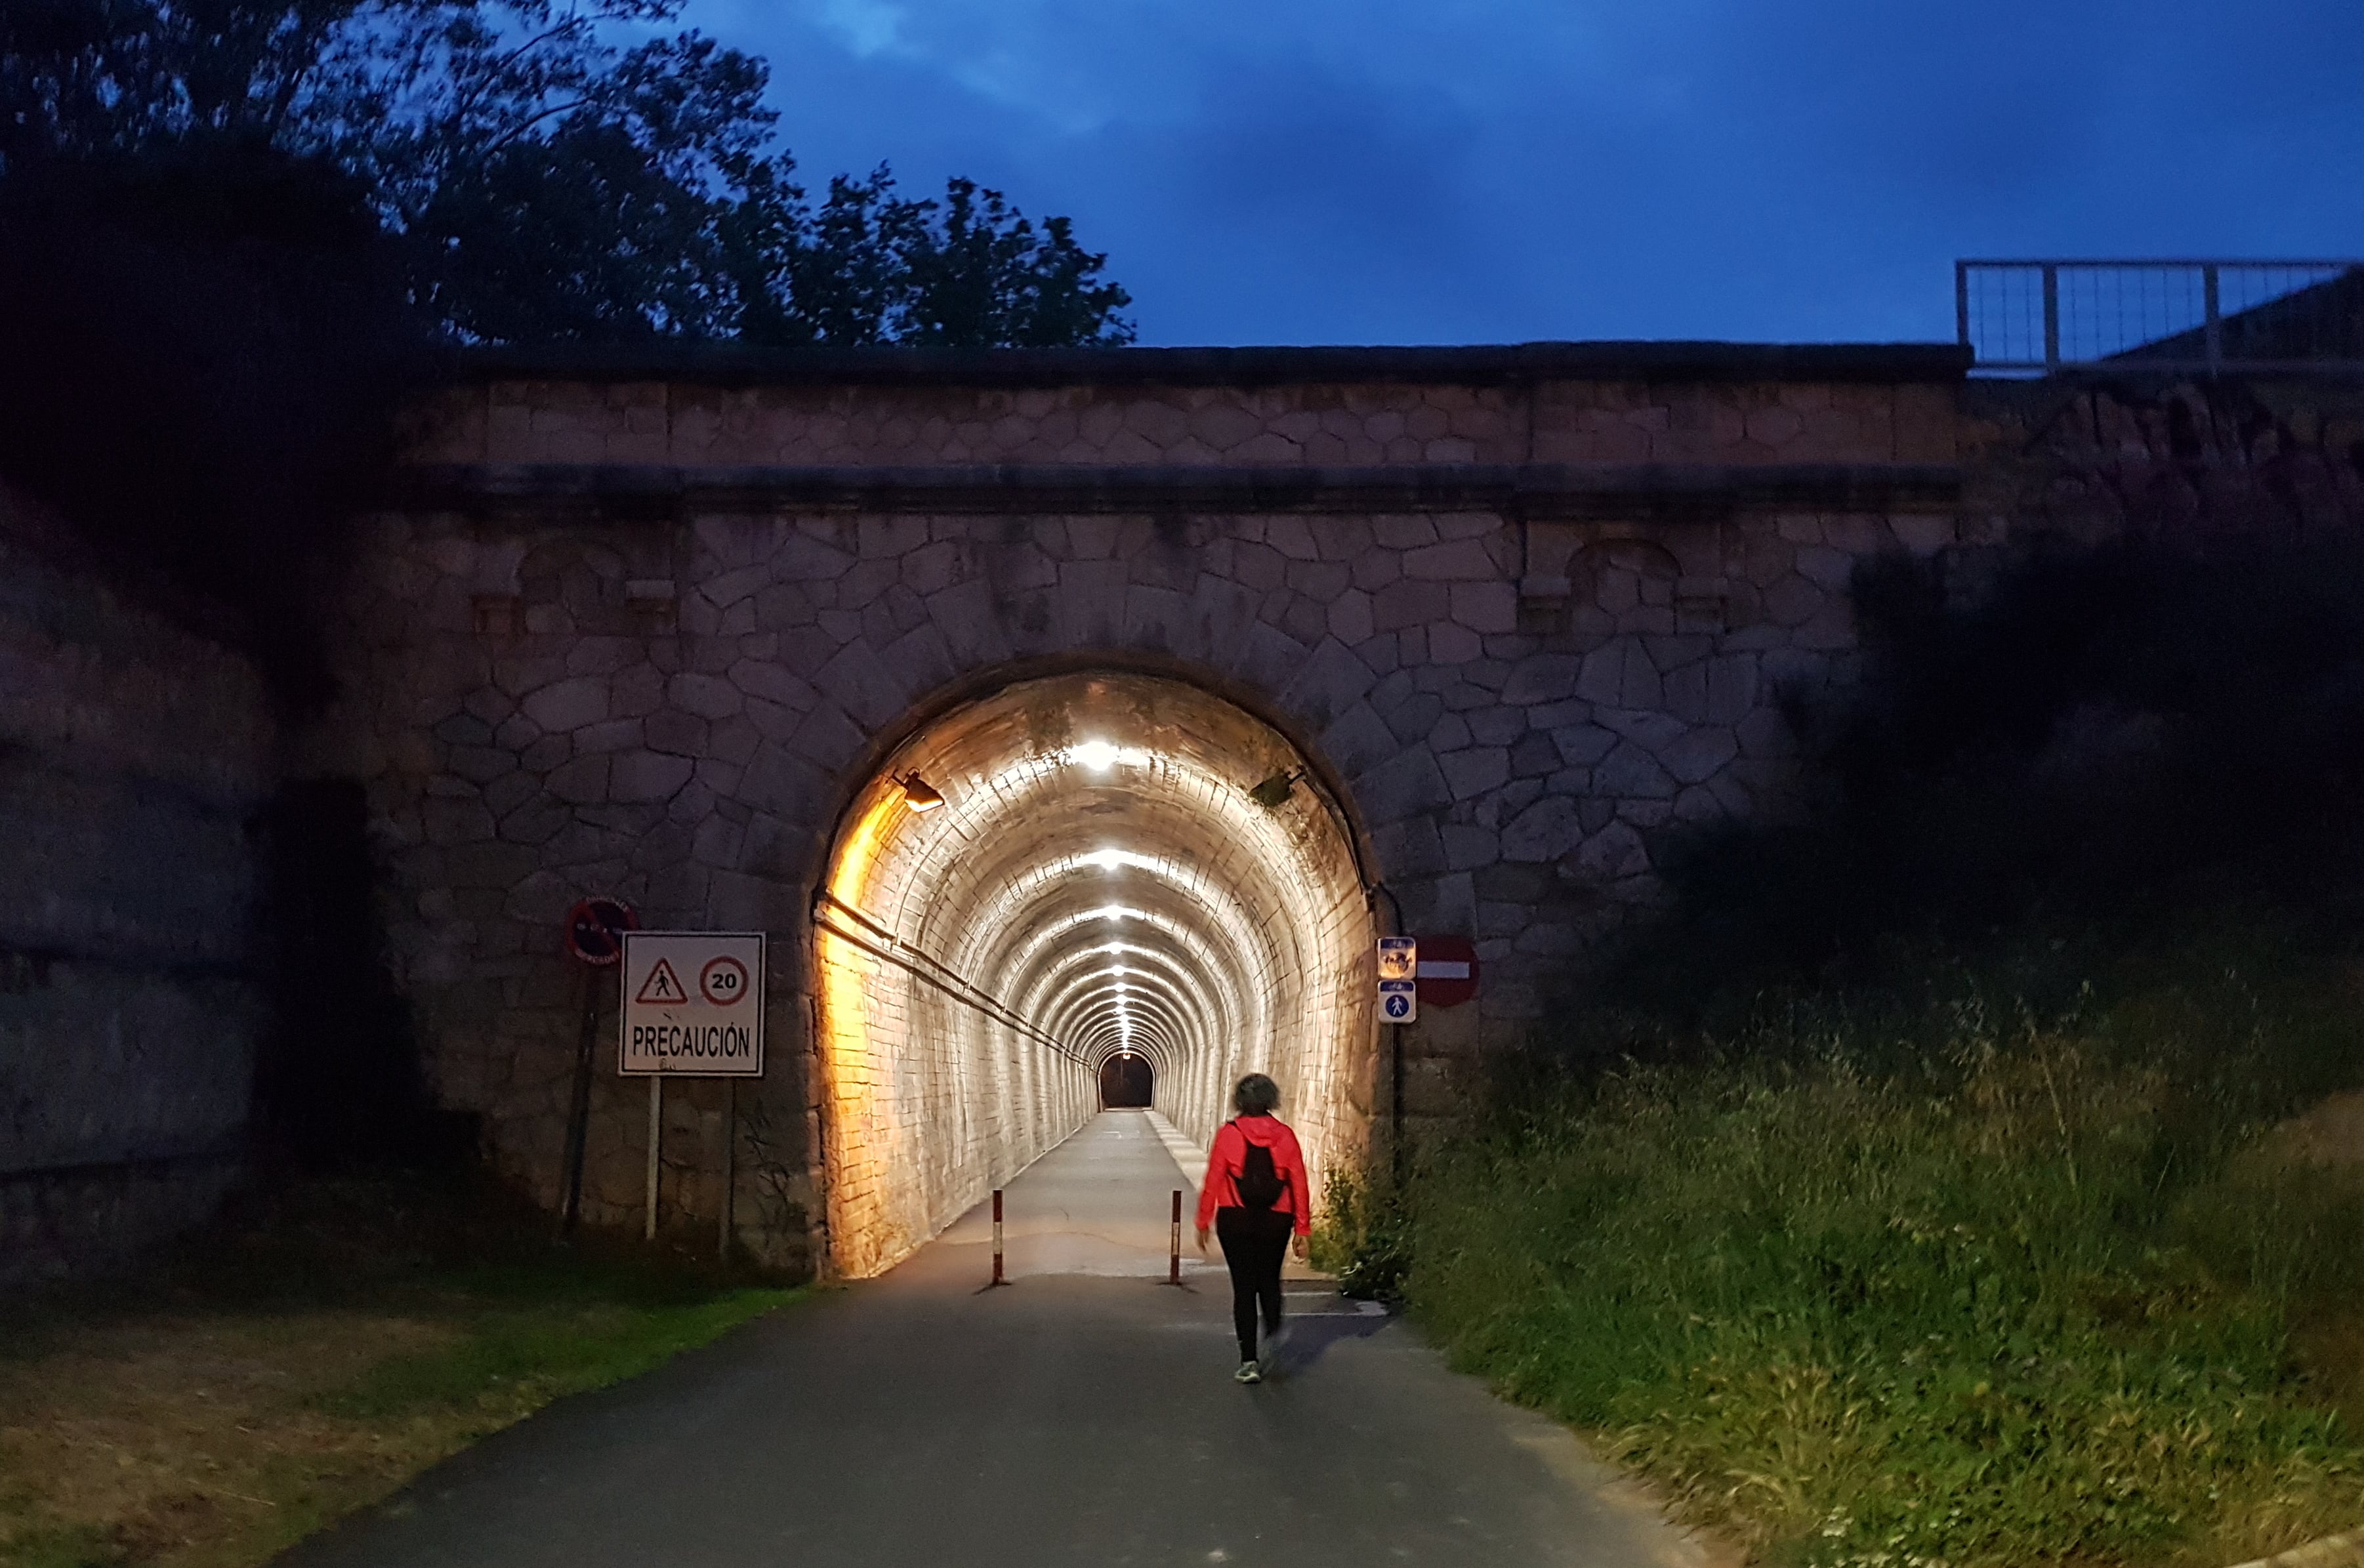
[1233,1073,1280,1116]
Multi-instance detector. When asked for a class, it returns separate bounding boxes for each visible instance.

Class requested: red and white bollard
[1168,1188,1183,1285]
[991,1187,1006,1287]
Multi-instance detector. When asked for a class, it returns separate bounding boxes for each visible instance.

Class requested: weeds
[1361,939,2364,1568]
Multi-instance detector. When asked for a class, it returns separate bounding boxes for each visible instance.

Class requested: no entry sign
[620,932,766,1077]
[1416,935,1480,1009]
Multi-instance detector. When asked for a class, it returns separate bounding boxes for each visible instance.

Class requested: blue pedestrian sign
[1379,979,1417,1023]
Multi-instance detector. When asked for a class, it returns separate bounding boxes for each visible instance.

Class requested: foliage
[0,0,1134,346]
[0,0,1133,701]
[0,136,423,707]
[1368,935,2364,1568]
[1310,1164,1413,1302]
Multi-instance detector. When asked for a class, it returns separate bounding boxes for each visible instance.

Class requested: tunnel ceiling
[815,671,1375,1274]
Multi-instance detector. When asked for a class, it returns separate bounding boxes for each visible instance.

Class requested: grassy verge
[0,1177,798,1568]
[1337,926,2364,1568]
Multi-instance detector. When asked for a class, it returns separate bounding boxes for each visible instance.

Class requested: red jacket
[1197,1114,1311,1235]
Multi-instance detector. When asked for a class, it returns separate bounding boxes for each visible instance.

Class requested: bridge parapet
[407,342,1964,472]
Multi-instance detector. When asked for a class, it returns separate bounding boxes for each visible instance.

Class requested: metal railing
[1957,260,2364,376]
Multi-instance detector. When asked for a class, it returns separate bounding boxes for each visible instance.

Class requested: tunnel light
[1074,740,1120,771]
[1247,768,1304,809]
[1083,847,1126,873]
[896,773,947,812]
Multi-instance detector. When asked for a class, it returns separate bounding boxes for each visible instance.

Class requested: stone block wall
[313,348,1974,1273]
[1960,376,2364,547]
[0,485,276,1285]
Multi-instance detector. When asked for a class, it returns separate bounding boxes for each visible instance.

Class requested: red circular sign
[699,955,749,1007]
[1415,934,1480,1009]
[563,897,638,966]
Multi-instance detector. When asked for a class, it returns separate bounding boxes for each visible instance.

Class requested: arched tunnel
[812,671,1376,1276]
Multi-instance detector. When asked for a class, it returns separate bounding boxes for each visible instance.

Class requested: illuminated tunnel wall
[816,672,1375,1277]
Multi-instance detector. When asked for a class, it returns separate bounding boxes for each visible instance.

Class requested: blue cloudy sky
[679,0,2364,347]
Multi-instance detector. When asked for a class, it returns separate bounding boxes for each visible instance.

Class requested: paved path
[281,1113,1710,1568]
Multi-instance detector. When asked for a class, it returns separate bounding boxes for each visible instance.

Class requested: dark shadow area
[1575,530,2364,1049]
[0,144,428,711]
[1259,1295,1393,1380]
[1098,1054,1153,1108]
[257,780,476,1174]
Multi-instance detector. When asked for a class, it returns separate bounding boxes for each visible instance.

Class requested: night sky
[680,0,2364,348]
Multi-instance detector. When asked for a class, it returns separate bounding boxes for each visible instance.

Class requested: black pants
[1215,1207,1292,1361]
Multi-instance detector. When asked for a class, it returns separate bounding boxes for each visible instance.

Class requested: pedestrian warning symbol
[635,958,690,1006]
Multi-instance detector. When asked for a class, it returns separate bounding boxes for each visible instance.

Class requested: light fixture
[896,773,946,812]
[1247,768,1303,809]
[1073,741,1119,770]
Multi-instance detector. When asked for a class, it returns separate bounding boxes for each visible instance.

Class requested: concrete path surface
[279,1112,1714,1568]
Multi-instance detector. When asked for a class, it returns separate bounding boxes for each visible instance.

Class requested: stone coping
[449,340,1974,389]
[397,460,1962,519]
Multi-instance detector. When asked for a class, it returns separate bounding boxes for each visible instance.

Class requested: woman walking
[1195,1073,1311,1384]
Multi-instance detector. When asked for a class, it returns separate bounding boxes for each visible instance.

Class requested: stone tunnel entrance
[812,671,1375,1277]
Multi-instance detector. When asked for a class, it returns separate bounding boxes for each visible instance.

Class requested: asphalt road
[279,1112,1711,1568]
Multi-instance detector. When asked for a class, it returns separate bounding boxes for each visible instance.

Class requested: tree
[0,0,1136,346]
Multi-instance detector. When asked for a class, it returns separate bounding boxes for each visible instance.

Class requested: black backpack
[1233,1123,1287,1211]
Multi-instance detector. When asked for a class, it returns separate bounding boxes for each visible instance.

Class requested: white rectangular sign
[620,931,765,1077]
[1377,936,1417,983]
[1379,978,1418,1023]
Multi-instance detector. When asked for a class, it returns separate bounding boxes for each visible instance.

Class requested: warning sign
[620,932,764,1077]
[636,959,690,1006]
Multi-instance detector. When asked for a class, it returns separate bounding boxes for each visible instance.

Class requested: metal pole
[2203,264,2224,378]
[1168,1188,1182,1285]
[991,1188,1005,1286]
[718,1080,736,1262]
[1954,261,1972,354]
[558,966,600,1237]
[2042,264,2062,371]
[644,1074,662,1243]
[1390,1022,1405,1186]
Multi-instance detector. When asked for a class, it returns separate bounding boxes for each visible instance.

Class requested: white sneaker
[1234,1359,1262,1384]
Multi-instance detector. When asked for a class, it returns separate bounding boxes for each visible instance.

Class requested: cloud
[686,0,2364,345]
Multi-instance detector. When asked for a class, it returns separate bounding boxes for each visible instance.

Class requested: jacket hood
[1232,1113,1291,1145]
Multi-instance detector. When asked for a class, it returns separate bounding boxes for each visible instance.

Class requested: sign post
[620,932,766,1250]
[558,897,636,1238]
[1376,936,1417,1182]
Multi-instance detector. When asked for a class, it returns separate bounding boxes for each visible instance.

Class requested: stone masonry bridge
[310,340,1970,1276]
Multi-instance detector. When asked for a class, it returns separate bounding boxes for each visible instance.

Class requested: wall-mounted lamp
[1246,768,1304,810]
[896,773,947,812]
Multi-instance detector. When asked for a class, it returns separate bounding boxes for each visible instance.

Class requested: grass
[0,1175,798,1568]
[1335,924,2364,1568]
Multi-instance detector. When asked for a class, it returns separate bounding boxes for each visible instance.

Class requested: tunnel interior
[814,671,1375,1276]
[1099,1053,1153,1109]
